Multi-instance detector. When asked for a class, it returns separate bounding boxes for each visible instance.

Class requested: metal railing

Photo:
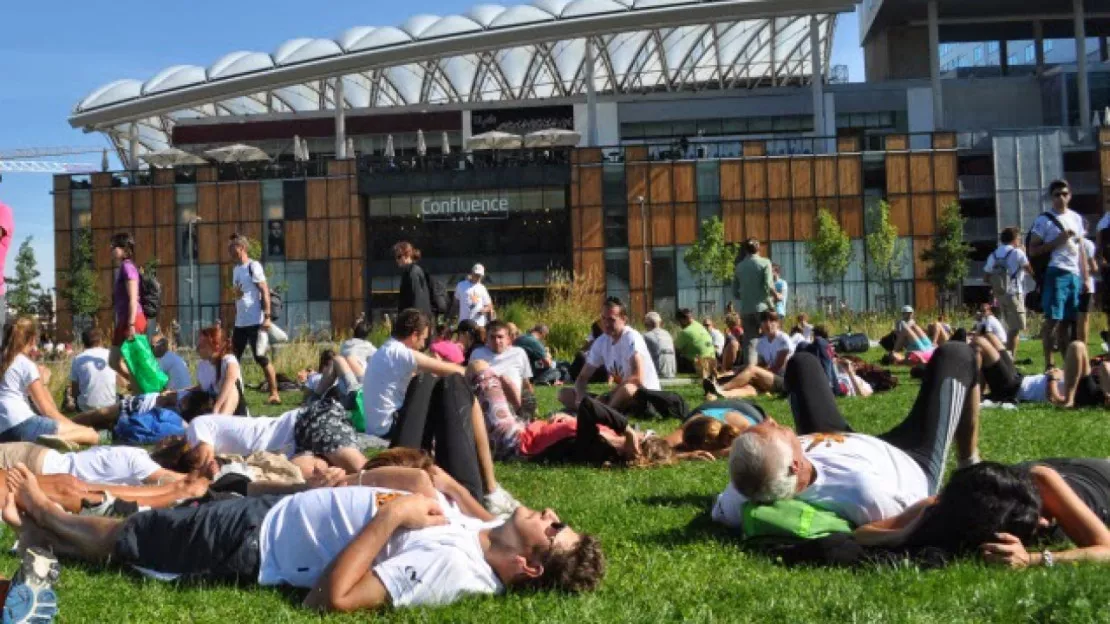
[964,217,998,241]
[958,175,995,196]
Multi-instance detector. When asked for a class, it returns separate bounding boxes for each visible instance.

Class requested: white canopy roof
[70,0,848,164]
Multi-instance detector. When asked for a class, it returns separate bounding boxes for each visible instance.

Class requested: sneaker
[483,485,521,517]
[3,547,59,624]
[701,378,723,398]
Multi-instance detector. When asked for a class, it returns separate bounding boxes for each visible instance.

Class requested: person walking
[454,264,493,327]
[393,241,434,321]
[772,264,788,317]
[983,227,1033,355]
[107,233,146,385]
[1028,180,1087,370]
[228,234,281,405]
[732,239,779,369]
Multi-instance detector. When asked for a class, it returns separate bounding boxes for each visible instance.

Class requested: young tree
[805,208,854,303]
[6,237,41,317]
[683,217,740,314]
[921,202,973,311]
[35,290,54,335]
[65,228,103,329]
[865,200,907,313]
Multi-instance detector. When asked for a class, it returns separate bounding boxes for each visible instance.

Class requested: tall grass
[537,268,604,359]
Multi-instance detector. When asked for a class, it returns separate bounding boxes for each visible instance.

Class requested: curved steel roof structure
[70,0,852,163]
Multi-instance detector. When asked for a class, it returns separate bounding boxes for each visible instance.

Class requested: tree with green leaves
[683,217,740,313]
[65,228,103,329]
[35,290,54,335]
[921,202,973,311]
[6,237,41,317]
[805,208,854,303]
[865,200,907,313]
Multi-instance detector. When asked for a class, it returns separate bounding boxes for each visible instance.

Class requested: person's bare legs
[1078,311,1091,347]
[557,387,578,411]
[53,421,99,447]
[1042,319,1059,370]
[468,398,498,495]
[1062,341,1091,407]
[108,347,134,388]
[718,366,776,395]
[8,465,124,563]
[72,404,122,430]
[955,376,981,464]
[344,355,366,380]
[263,362,281,404]
[721,340,739,373]
[606,383,640,412]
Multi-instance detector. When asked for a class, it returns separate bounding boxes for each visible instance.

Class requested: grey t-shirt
[643,328,677,379]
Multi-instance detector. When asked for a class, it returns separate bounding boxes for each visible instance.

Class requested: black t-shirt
[1017,458,1110,541]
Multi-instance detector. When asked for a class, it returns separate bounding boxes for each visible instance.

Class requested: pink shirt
[429,339,465,365]
[0,202,14,295]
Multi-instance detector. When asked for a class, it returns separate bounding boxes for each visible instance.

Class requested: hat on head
[470,263,486,277]
[902,305,914,314]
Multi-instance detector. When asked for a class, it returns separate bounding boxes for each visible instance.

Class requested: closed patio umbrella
[442,131,451,155]
[204,143,269,164]
[416,129,427,157]
[385,135,395,159]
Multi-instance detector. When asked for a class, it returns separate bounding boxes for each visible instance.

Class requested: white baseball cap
[470,263,486,276]
[902,305,914,314]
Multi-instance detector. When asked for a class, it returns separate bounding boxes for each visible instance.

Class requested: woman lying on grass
[853,459,1110,567]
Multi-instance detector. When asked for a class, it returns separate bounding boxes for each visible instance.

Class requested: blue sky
[0,1,863,292]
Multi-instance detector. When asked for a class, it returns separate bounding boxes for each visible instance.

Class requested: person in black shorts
[228,234,281,406]
[974,334,1109,407]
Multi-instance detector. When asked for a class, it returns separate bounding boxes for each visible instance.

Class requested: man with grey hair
[712,341,981,529]
[642,312,676,380]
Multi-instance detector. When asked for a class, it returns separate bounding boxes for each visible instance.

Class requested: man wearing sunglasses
[1028,179,1088,370]
[3,463,605,613]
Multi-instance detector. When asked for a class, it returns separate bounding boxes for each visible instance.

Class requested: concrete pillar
[1075,0,1091,129]
[999,40,1009,76]
[585,37,599,147]
[1100,36,1109,62]
[927,0,943,128]
[127,123,139,170]
[810,16,825,151]
[334,77,347,159]
[1033,21,1045,75]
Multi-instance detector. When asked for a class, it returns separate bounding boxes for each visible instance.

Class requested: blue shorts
[0,417,59,443]
[1042,266,1082,322]
[910,337,934,353]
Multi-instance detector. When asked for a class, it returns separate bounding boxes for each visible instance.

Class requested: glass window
[369,197,389,217]
[989,42,999,53]
[175,185,196,224]
[261,180,283,220]
[390,196,412,217]
[1044,40,1054,53]
[283,261,309,303]
[72,189,91,212]
[520,189,545,212]
[177,224,199,264]
[197,265,221,306]
[722,118,748,134]
[1008,55,1017,66]
[604,249,630,301]
[544,188,567,211]
[974,46,983,64]
[309,302,332,334]
[1025,45,1035,63]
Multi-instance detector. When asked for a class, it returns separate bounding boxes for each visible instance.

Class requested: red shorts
[112,313,148,347]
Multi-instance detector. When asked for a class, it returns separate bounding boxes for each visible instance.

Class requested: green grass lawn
[12,339,1110,622]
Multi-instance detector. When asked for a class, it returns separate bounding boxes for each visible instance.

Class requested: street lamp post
[637,195,650,310]
[188,217,201,346]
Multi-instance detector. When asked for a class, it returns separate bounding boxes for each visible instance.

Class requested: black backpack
[249,262,283,322]
[833,333,870,354]
[139,273,162,319]
[1024,211,1066,311]
[426,273,449,316]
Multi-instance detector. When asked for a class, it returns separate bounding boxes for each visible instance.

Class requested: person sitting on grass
[470,321,536,417]
[714,341,981,530]
[64,329,116,414]
[720,313,744,373]
[339,317,377,379]
[973,334,1109,407]
[564,297,661,413]
[642,313,677,381]
[516,324,569,386]
[152,333,192,392]
[851,459,1110,569]
[704,318,726,360]
[789,313,814,345]
[0,318,98,449]
[2,464,605,613]
[973,303,1007,348]
[429,324,466,365]
[880,306,939,366]
[191,325,248,416]
[702,310,793,399]
[673,309,716,376]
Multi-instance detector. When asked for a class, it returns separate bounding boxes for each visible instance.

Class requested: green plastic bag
[349,389,366,433]
[119,334,168,394]
[741,499,853,541]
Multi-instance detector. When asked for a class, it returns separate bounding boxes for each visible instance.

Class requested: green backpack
[349,389,366,434]
[741,499,853,541]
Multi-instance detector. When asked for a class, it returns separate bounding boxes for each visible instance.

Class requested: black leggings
[390,373,484,501]
[785,341,976,494]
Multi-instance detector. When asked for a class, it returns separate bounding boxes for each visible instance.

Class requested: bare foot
[0,484,21,529]
[10,465,52,524]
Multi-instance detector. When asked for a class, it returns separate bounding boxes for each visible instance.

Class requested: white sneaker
[484,485,521,517]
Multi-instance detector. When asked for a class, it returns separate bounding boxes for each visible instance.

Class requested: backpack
[139,273,162,319]
[427,273,449,317]
[988,247,1019,298]
[113,407,185,445]
[249,262,283,322]
[741,499,853,541]
[798,337,847,397]
[1025,211,1067,311]
[833,333,870,354]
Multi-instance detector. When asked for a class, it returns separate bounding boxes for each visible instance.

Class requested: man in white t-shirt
[715,341,980,530]
[454,264,493,327]
[6,466,605,614]
[470,320,534,409]
[972,302,1007,347]
[66,328,116,412]
[705,310,794,399]
[982,227,1033,354]
[974,334,1107,408]
[565,297,660,413]
[1028,180,1088,370]
[755,309,795,375]
[152,334,192,392]
[229,234,281,405]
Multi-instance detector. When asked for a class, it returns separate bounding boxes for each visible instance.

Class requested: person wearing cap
[880,306,938,365]
[0,202,12,347]
[454,264,494,328]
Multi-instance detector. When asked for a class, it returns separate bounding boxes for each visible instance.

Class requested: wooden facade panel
[649,204,674,246]
[885,135,908,151]
[744,202,769,242]
[624,164,646,203]
[743,161,767,199]
[93,230,112,270]
[307,220,330,260]
[624,146,648,162]
[649,165,673,204]
[767,161,791,199]
[350,216,364,259]
[838,197,864,238]
[330,259,353,300]
[743,142,766,157]
[936,193,959,218]
[54,193,71,231]
[790,160,814,198]
[837,157,862,196]
[239,182,262,222]
[218,184,240,224]
[909,154,934,193]
[331,301,355,335]
[153,169,175,185]
[54,231,71,273]
[886,154,909,194]
[578,249,604,282]
[579,167,603,207]
[723,201,744,242]
[933,132,956,149]
[155,227,176,267]
[327,177,350,218]
[912,195,936,236]
[197,224,219,263]
[53,175,70,193]
[792,200,816,240]
[675,203,697,245]
[285,220,306,260]
[91,191,112,229]
[307,179,328,220]
[240,222,262,249]
[196,167,217,183]
[580,207,603,249]
[91,173,112,189]
[913,237,932,279]
[97,270,113,310]
[837,136,860,153]
[914,281,938,311]
[933,152,957,193]
[197,185,218,222]
[154,188,175,226]
[768,200,792,241]
[889,196,911,235]
[110,189,132,228]
[627,203,643,247]
[133,228,154,267]
[720,162,743,201]
[132,188,154,227]
[575,149,602,165]
[329,219,352,259]
[814,157,837,197]
[673,164,696,203]
[628,249,647,293]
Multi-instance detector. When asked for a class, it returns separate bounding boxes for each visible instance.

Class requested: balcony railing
[959,175,995,196]
[964,217,998,241]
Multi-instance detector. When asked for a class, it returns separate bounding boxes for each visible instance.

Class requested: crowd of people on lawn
[0,177,1109,620]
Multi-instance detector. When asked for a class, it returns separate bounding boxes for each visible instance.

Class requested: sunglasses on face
[1053,192,1070,198]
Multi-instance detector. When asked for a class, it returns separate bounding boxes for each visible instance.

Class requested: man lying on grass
[973,333,1110,407]
[1,464,604,613]
[715,341,981,529]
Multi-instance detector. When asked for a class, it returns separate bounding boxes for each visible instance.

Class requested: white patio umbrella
[416,130,427,157]
[292,135,304,161]
[466,130,523,150]
[523,128,582,148]
[1094,111,1103,128]
[384,134,395,159]
[300,137,311,162]
[345,137,356,159]
[140,147,207,168]
[204,143,269,164]
[100,148,110,172]
[442,131,451,155]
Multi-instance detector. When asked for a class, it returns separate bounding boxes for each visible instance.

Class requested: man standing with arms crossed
[733,239,780,369]
[229,234,281,405]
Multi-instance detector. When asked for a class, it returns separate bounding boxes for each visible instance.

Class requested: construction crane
[0,146,107,176]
